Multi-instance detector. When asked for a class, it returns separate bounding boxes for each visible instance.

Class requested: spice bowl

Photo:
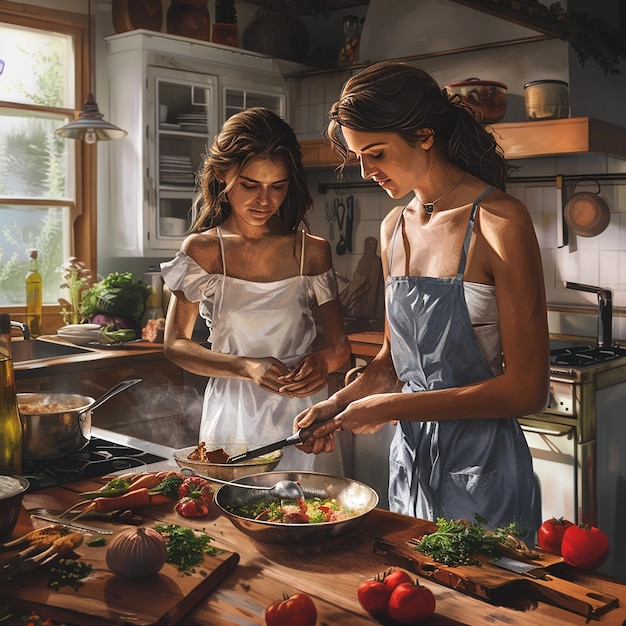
[0,475,30,542]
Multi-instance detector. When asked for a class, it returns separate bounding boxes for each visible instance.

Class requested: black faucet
[563,281,613,347]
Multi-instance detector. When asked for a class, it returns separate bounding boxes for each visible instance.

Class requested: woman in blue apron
[296,62,549,539]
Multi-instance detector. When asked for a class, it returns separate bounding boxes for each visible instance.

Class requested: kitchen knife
[490,556,549,579]
[227,426,317,464]
[29,512,114,535]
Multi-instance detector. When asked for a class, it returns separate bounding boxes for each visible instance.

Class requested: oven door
[518,418,577,523]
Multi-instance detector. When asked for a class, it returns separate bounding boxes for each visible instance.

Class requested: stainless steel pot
[17,379,141,460]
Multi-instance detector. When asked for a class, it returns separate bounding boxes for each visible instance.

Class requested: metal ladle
[180,467,304,500]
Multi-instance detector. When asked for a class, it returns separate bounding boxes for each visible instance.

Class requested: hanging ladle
[180,467,304,500]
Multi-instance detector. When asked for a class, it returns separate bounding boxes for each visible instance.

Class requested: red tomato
[388,582,436,624]
[357,579,391,616]
[383,569,414,591]
[175,496,210,518]
[177,476,214,506]
[537,517,575,554]
[561,524,610,570]
[265,593,317,626]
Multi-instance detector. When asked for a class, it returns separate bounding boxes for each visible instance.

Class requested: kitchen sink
[11,339,94,363]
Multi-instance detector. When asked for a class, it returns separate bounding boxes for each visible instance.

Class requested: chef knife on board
[490,556,549,579]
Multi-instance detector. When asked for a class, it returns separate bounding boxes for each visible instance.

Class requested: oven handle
[518,418,575,437]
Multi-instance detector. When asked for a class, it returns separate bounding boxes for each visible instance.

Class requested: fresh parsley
[413,515,526,567]
[153,523,220,572]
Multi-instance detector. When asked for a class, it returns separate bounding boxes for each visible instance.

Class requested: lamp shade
[55,92,127,143]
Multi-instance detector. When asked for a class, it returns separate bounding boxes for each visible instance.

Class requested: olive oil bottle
[0,314,22,475]
[26,249,42,338]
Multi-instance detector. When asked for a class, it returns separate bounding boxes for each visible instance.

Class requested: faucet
[563,281,612,347]
[10,320,31,340]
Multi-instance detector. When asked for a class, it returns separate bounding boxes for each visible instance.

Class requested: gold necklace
[419,172,466,214]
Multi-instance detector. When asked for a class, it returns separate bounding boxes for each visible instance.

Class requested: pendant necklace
[419,172,466,214]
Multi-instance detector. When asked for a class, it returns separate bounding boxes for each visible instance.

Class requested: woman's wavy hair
[191,107,313,232]
[325,61,510,191]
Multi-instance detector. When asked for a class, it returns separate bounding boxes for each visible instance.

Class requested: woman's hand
[245,357,292,394]
[277,352,330,397]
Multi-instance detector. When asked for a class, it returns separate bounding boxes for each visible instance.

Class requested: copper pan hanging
[564,179,611,237]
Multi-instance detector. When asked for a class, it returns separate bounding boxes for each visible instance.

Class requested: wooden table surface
[4,475,626,626]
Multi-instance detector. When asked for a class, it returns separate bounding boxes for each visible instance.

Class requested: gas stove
[551,344,626,368]
[23,437,167,492]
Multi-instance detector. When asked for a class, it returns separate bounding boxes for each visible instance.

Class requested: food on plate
[560,524,610,570]
[187,442,231,463]
[537,516,575,555]
[226,495,362,524]
[142,317,165,343]
[265,592,317,626]
[387,581,436,624]
[358,577,392,616]
[413,515,537,567]
[152,523,219,571]
[106,526,168,579]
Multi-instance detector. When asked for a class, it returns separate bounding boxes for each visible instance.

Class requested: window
[0,1,91,331]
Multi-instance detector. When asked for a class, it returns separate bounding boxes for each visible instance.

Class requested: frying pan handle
[88,378,142,413]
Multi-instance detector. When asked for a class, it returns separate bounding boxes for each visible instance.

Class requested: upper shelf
[301,117,626,167]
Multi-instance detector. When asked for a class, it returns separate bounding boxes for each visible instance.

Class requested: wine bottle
[26,249,42,338]
[0,314,23,475]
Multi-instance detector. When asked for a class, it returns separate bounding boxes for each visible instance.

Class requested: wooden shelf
[301,117,626,167]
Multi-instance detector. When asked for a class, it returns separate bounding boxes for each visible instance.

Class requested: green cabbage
[81,272,150,322]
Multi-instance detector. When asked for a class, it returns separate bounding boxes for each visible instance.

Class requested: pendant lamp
[55,0,126,143]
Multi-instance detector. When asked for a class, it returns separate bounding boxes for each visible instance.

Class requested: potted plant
[212,0,238,47]
[242,0,330,64]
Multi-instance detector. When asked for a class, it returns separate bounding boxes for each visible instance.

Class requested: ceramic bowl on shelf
[444,78,507,123]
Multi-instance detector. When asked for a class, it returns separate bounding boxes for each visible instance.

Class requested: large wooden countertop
[4,431,626,626]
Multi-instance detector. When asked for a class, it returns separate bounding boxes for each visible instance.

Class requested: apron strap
[388,206,408,273]
[457,186,495,279]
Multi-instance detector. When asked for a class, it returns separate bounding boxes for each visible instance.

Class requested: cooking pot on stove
[17,379,141,460]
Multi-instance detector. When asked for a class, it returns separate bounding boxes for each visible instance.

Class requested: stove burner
[550,345,626,367]
[23,437,166,492]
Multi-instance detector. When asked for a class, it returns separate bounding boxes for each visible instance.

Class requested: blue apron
[386,187,539,537]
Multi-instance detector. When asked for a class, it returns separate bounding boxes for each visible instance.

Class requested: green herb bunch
[80,271,150,322]
[414,515,526,567]
[153,523,219,572]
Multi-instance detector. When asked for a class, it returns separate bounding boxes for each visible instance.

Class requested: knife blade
[490,556,549,579]
[227,426,317,464]
[29,512,114,535]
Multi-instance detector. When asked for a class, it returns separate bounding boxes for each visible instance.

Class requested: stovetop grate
[23,438,167,492]
[550,345,626,367]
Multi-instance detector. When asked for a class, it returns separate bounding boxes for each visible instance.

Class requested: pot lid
[446,78,507,89]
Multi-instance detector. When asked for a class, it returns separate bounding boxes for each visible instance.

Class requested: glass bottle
[0,314,23,475]
[26,249,42,338]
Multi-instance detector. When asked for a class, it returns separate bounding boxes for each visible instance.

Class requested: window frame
[0,0,95,334]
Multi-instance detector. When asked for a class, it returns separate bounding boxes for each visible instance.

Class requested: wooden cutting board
[374,521,619,619]
[0,523,239,626]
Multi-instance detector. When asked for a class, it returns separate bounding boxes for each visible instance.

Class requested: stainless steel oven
[519,343,626,581]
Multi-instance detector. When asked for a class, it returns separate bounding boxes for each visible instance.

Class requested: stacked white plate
[57,323,102,346]
[177,112,208,133]
[159,155,195,186]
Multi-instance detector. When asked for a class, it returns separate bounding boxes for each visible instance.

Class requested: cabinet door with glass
[222,80,285,123]
[146,66,218,252]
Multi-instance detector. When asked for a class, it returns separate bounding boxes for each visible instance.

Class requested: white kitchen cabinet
[105,30,287,257]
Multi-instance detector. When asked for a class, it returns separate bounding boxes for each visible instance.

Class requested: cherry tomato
[561,524,610,570]
[357,579,391,616]
[383,569,414,591]
[387,582,436,624]
[537,517,575,554]
[265,592,317,626]
[175,496,210,518]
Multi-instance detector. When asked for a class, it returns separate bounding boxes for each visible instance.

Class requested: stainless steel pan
[18,379,141,460]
